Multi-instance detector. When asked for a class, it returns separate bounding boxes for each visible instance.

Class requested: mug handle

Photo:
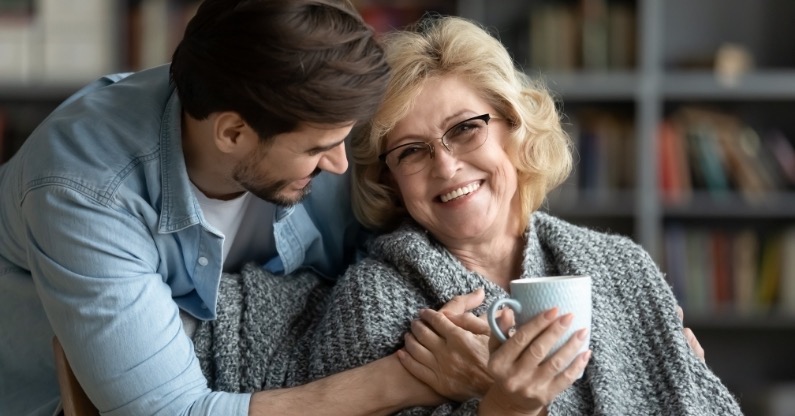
[488,298,522,343]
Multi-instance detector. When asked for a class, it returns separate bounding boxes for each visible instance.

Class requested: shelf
[662,192,795,219]
[662,70,795,100]
[543,190,636,218]
[0,83,82,101]
[535,71,640,101]
[685,312,795,330]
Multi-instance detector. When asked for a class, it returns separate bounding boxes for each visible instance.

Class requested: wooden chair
[52,337,100,416]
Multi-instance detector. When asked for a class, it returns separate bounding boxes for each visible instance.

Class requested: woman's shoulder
[532,211,647,254]
[365,220,439,260]
[531,211,658,278]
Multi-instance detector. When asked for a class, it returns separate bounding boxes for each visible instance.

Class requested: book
[580,0,609,70]
[658,120,692,203]
[779,228,795,314]
[732,229,759,315]
[663,225,688,305]
[530,2,579,71]
[762,130,795,188]
[711,230,733,311]
[685,229,710,313]
[606,0,636,69]
[756,233,783,309]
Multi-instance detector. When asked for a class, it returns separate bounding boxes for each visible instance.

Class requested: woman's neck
[445,233,525,291]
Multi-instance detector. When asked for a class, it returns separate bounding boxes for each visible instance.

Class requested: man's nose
[318,142,348,174]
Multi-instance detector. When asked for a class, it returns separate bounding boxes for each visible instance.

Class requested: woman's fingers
[489,307,516,352]
[490,308,558,369]
[539,328,590,391]
[514,313,574,369]
[540,327,588,374]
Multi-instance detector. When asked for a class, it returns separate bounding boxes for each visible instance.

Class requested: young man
[0,1,445,414]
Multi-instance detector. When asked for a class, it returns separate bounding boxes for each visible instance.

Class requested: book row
[664,225,795,316]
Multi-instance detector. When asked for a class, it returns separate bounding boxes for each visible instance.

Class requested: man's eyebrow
[307,138,346,154]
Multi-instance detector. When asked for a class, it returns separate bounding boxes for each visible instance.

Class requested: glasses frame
[378,113,495,175]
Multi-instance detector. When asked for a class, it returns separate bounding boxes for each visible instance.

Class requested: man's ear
[213,112,256,154]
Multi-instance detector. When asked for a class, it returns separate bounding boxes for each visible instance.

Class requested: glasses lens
[386,143,431,175]
[383,114,492,176]
[442,116,489,155]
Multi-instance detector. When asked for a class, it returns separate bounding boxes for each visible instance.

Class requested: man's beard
[232,153,320,207]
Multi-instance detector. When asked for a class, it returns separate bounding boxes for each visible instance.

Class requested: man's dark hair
[170,0,390,140]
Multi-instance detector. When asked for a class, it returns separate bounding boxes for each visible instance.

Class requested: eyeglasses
[379,113,499,176]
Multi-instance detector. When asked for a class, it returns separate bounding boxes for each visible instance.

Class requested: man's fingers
[676,305,684,322]
[419,309,463,340]
[684,327,705,361]
[412,315,445,350]
[397,348,436,384]
[439,288,485,315]
[448,312,490,335]
[404,332,437,368]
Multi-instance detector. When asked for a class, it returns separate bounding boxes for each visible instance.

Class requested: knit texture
[192,212,744,415]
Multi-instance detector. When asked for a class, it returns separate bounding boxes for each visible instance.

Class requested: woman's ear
[213,112,257,154]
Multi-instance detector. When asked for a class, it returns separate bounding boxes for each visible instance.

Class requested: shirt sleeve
[24,185,250,415]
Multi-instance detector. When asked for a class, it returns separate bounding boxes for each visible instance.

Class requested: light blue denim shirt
[0,65,364,416]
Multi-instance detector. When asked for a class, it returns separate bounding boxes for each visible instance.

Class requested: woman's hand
[478,308,591,416]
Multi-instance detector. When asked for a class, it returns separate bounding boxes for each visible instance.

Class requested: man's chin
[260,187,311,208]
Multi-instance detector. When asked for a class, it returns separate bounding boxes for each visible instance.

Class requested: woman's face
[384,75,521,244]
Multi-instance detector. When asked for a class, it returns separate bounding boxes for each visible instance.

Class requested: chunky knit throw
[193,212,743,415]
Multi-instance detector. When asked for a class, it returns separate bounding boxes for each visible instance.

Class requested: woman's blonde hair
[352,15,572,231]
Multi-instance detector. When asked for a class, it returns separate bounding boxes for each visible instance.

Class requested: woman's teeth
[440,182,481,202]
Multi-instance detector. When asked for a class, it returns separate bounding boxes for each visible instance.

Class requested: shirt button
[198,257,209,266]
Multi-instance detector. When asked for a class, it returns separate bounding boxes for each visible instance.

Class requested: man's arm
[246,287,494,415]
[26,187,246,415]
[249,354,441,416]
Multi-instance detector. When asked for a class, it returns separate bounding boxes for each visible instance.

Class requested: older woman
[194,16,740,416]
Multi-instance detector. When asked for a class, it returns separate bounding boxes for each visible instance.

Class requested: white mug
[488,275,592,359]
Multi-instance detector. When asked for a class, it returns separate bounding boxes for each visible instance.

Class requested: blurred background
[1,0,794,414]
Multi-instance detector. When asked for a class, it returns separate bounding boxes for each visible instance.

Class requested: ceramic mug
[488,275,592,359]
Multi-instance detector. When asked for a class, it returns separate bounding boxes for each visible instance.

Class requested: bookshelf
[1,0,793,414]
[455,0,795,414]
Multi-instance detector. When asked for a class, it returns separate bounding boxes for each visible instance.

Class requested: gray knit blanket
[193,212,743,415]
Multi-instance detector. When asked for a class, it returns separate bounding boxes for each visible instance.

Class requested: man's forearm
[248,354,441,416]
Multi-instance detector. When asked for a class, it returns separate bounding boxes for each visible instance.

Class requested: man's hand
[677,306,705,361]
[397,289,494,400]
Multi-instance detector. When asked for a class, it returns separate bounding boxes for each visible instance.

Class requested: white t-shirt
[189,182,277,272]
[183,184,279,337]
